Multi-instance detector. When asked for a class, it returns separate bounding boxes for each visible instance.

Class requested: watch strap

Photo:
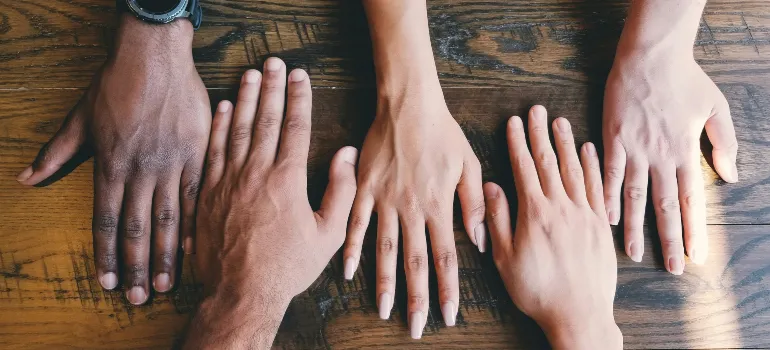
[117,0,202,30]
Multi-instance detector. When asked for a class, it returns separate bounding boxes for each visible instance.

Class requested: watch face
[135,0,181,14]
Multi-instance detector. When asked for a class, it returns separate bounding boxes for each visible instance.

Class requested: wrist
[114,13,194,63]
[615,0,705,61]
[539,313,622,350]
[185,288,291,349]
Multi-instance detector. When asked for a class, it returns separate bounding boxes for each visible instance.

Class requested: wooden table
[1,0,769,348]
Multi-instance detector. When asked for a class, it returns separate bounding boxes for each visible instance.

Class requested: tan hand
[485,106,621,349]
[603,53,738,273]
[343,91,485,338]
[187,58,358,349]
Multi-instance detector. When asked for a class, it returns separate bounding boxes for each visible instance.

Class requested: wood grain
[0,0,768,89]
[1,0,770,348]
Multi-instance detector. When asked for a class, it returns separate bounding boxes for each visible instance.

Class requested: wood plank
[1,86,770,348]
[0,0,768,89]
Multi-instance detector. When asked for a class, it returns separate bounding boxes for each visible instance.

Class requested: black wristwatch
[117,0,202,30]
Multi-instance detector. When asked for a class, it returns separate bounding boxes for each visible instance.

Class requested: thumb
[705,95,739,183]
[316,146,359,250]
[17,104,89,186]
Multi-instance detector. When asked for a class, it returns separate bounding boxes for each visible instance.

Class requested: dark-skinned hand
[16,15,211,304]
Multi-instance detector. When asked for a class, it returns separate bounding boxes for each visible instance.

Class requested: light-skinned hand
[485,106,622,349]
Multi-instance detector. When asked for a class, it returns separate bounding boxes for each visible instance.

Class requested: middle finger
[121,178,155,305]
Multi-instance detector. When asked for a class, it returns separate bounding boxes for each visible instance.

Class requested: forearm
[183,291,290,350]
[617,0,706,58]
[363,0,442,100]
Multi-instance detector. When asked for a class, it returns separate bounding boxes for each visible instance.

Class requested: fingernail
[441,301,456,327]
[531,105,547,120]
[126,286,147,305]
[16,166,33,183]
[690,247,706,265]
[153,273,171,293]
[729,166,739,183]
[378,293,393,320]
[607,209,619,225]
[342,147,358,165]
[668,256,684,275]
[628,242,642,262]
[289,69,307,82]
[99,272,117,290]
[475,225,486,253]
[217,101,231,113]
[585,142,596,156]
[556,118,570,132]
[343,257,356,280]
[410,311,424,339]
[183,237,194,254]
[243,69,260,83]
[264,57,282,72]
[508,116,522,129]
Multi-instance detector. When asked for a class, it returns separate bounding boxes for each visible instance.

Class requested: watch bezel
[126,0,189,24]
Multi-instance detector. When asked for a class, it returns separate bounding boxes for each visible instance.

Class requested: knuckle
[230,125,252,143]
[256,113,282,129]
[605,166,624,181]
[208,150,226,165]
[282,117,310,137]
[625,186,646,201]
[183,177,202,201]
[536,152,557,168]
[124,217,147,240]
[658,197,680,214]
[565,163,584,179]
[97,252,118,269]
[349,215,369,233]
[128,263,148,281]
[377,237,396,254]
[156,251,175,270]
[402,193,421,215]
[154,207,177,228]
[408,294,427,310]
[515,156,535,172]
[434,249,457,270]
[101,158,125,182]
[95,214,118,236]
[682,192,701,208]
[525,198,546,222]
[406,254,429,272]
[466,198,486,219]
[378,274,394,286]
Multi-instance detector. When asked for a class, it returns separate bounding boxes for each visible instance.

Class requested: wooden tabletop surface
[1,0,770,348]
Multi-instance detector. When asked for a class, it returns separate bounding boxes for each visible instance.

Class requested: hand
[343,87,485,338]
[603,1,738,273]
[16,15,211,303]
[185,58,358,349]
[485,106,621,350]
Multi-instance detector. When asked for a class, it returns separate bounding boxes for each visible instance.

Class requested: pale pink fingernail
[378,292,393,320]
[410,311,424,339]
[441,301,456,327]
[342,147,358,165]
[289,69,307,82]
[607,209,619,225]
[475,225,486,253]
[16,166,33,183]
[99,272,117,290]
[343,257,356,280]
[153,273,171,293]
[126,286,147,305]
[183,237,193,254]
[628,242,642,262]
[668,256,684,275]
